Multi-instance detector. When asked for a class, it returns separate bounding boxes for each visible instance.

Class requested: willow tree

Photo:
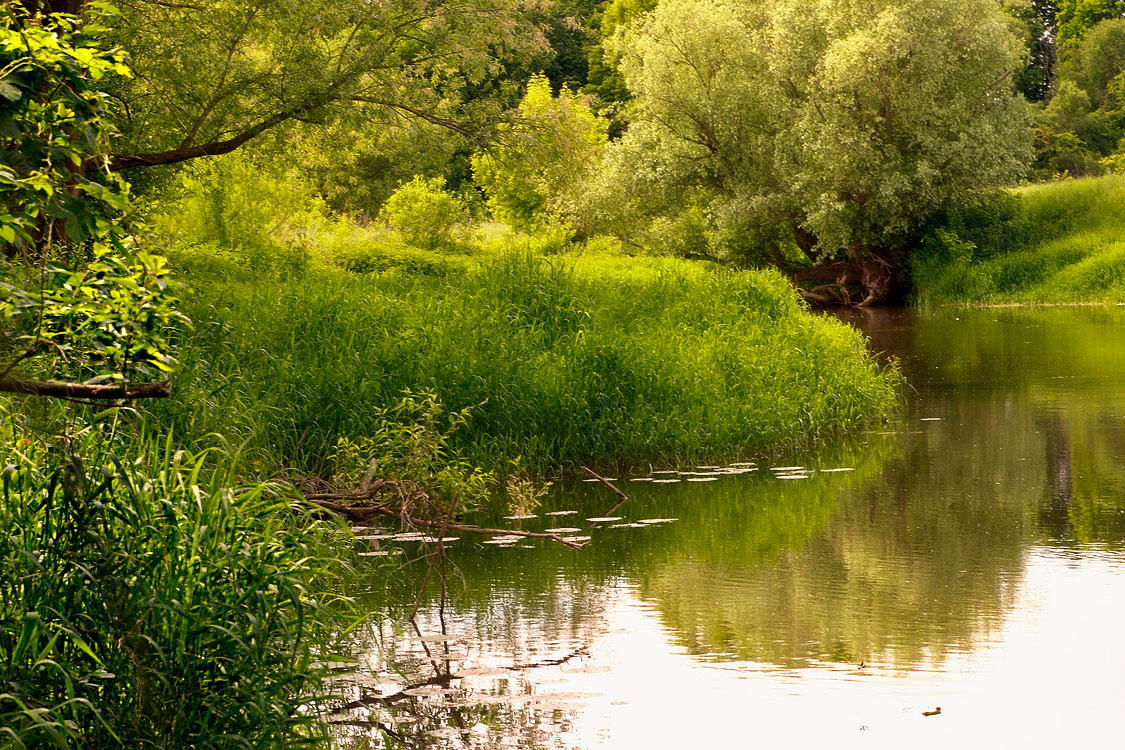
[78,0,545,172]
[607,0,1032,304]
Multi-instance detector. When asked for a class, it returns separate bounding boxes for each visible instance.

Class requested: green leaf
[0,81,20,102]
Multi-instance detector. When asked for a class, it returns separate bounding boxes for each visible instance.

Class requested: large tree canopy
[94,0,546,171]
[602,0,1032,304]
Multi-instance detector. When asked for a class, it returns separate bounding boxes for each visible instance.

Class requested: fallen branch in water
[581,465,628,504]
[581,465,629,517]
[300,480,588,550]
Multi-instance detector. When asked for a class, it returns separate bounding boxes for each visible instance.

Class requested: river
[333,307,1125,748]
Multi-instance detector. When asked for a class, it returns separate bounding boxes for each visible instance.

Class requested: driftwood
[0,376,171,401]
[581,465,629,517]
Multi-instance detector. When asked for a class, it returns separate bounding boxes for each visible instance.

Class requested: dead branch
[0,376,171,401]
[302,482,588,550]
[581,465,628,504]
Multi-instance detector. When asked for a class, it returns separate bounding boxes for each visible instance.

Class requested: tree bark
[87,109,296,172]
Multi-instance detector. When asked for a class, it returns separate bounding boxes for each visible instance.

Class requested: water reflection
[338,307,1125,747]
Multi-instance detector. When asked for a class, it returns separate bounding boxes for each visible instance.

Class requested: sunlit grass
[0,419,355,748]
[914,174,1125,304]
[154,246,901,476]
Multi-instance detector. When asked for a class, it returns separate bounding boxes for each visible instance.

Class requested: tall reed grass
[155,246,901,476]
[0,416,352,748]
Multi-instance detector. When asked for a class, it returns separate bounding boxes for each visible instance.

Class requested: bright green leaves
[472,74,607,231]
[329,389,493,510]
[0,5,132,255]
[0,245,188,385]
[1057,0,1125,53]
[379,176,468,251]
[0,6,187,396]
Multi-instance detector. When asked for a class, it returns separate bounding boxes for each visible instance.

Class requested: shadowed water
[333,307,1125,748]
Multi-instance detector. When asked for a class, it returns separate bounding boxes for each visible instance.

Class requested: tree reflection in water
[333,307,1125,747]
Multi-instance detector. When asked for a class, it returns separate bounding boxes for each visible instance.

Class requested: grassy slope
[914,174,1125,304]
[152,247,900,475]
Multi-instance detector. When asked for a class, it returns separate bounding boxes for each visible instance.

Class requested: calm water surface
[335,307,1125,748]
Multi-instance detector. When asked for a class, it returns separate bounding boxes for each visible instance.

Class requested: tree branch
[90,108,296,171]
[0,376,171,400]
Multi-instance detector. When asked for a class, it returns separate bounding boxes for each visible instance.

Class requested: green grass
[0,418,355,748]
[913,174,1125,304]
[153,245,901,477]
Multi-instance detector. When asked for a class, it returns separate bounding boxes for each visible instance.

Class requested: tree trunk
[789,246,907,308]
[855,248,907,306]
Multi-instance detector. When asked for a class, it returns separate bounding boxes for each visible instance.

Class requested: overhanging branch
[91,108,295,171]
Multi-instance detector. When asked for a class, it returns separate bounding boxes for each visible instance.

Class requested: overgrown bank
[913,174,1125,304]
[155,244,902,477]
[0,238,902,747]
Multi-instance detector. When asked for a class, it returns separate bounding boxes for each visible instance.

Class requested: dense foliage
[0,4,129,254]
[0,4,182,395]
[569,0,1034,303]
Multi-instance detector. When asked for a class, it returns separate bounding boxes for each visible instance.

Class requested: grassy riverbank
[0,417,355,747]
[913,174,1125,304]
[154,243,901,477]
[1,235,901,746]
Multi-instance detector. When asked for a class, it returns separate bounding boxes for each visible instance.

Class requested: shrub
[153,152,322,278]
[378,176,467,251]
[471,75,607,230]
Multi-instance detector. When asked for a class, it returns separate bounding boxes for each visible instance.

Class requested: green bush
[378,176,467,251]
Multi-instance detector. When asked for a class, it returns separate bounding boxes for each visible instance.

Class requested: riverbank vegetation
[913,174,1125,303]
[0,2,907,745]
[159,242,900,475]
[7,0,1117,744]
